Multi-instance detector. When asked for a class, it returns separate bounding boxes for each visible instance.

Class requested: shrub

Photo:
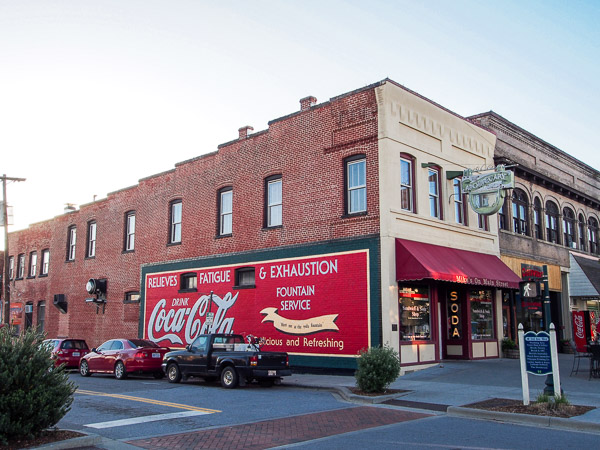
[355,345,401,393]
[0,326,76,445]
[501,338,517,350]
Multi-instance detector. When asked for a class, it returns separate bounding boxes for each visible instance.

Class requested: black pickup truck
[161,334,291,388]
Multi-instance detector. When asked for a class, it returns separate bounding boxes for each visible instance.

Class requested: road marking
[76,389,220,413]
[85,410,211,429]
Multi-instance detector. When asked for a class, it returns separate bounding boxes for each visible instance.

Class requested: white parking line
[85,410,211,429]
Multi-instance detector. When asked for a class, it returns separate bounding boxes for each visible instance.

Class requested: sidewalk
[286,353,600,432]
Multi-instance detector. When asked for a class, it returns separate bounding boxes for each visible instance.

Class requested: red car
[42,338,90,369]
[79,338,170,379]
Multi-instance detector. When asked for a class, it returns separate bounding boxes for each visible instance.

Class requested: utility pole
[2,174,26,325]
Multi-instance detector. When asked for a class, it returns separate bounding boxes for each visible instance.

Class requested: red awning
[395,239,521,289]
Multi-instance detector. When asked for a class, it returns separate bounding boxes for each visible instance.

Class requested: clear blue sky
[1,0,598,237]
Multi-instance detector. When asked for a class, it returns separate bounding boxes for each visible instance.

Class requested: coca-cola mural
[142,250,370,357]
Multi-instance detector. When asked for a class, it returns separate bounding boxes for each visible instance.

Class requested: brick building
[5,79,540,371]
[470,112,600,344]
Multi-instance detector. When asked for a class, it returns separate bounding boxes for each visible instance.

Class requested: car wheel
[167,363,182,383]
[80,360,91,377]
[115,361,127,380]
[220,366,238,389]
[153,371,165,380]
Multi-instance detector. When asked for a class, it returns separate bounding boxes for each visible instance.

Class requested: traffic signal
[519,281,539,298]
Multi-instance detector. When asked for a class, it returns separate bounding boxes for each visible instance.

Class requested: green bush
[501,338,517,350]
[0,326,76,445]
[355,345,401,393]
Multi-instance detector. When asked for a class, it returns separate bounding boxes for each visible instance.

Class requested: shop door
[442,287,469,359]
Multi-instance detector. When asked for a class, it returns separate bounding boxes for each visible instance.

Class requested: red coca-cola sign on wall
[142,250,371,357]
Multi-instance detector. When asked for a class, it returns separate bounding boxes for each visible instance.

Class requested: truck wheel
[167,363,182,383]
[220,366,238,389]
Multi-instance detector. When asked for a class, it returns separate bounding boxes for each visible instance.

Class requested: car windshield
[128,339,159,348]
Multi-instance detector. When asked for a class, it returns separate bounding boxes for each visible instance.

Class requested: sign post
[518,323,561,405]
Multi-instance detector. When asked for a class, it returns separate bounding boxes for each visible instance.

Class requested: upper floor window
[169,200,182,244]
[8,256,14,280]
[219,188,233,236]
[29,252,37,277]
[67,226,77,261]
[589,217,599,255]
[266,176,282,227]
[545,201,560,244]
[498,197,508,231]
[41,249,50,275]
[17,253,25,279]
[400,155,415,212]
[562,207,576,249]
[453,178,467,225]
[428,168,441,219]
[86,221,97,258]
[578,214,587,252]
[346,156,366,215]
[478,213,489,231]
[533,197,543,239]
[125,211,135,252]
[512,189,529,236]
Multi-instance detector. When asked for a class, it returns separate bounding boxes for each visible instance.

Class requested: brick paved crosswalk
[128,406,430,449]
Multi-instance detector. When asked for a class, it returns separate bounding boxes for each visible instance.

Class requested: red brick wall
[7,86,380,347]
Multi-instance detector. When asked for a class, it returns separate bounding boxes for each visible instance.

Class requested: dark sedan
[79,338,170,380]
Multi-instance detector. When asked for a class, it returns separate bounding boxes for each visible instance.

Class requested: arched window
[562,207,576,248]
[545,201,560,244]
[453,178,467,225]
[589,217,599,255]
[578,214,587,251]
[533,197,543,239]
[512,189,529,235]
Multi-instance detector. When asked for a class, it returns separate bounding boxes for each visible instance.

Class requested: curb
[447,406,600,434]
[31,432,102,449]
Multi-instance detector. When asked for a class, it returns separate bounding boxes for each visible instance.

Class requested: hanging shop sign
[142,250,370,358]
[462,165,514,216]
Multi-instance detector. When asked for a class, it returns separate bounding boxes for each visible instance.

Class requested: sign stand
[518,323,561,405]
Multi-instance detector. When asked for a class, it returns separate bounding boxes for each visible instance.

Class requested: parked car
[42,338,90,369]
[162,333,291,388]
[79,338,171,379]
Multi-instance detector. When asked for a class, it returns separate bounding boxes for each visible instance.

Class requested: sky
[1,0,599,241]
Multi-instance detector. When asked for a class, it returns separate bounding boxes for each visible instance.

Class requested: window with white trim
[67,226,77,261]
[125,211,135,251]
[41,249,50,275]
[87,221,97,258]
[346,156,366,214]
[170,200,182,244]
[219,188,233,235]
[266,177,282,227]
[428,168,440,219]
[29,252,37,277]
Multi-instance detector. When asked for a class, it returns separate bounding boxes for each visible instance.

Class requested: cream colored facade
[375,81,506,370]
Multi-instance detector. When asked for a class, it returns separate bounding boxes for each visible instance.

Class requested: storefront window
[470,290,494,339]
[399,286,430,341]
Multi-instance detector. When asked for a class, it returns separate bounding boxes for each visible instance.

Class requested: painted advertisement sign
[142,250,370,358]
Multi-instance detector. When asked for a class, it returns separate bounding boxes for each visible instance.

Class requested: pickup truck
[161,334,291,388]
